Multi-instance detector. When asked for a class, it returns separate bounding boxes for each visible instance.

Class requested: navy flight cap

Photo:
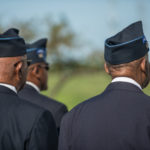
[0,28,26,57]
[26,38,48,65]
[104,21,149,65]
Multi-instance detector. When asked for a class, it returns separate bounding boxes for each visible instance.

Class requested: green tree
[45,18,77,70]
[47,19,76,54]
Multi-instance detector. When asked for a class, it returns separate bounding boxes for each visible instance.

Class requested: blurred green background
[42,71,150,110]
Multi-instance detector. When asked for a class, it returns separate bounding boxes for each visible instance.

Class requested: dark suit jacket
[0,85,58,150]
[59,82,150,150]
[18,84,68,129]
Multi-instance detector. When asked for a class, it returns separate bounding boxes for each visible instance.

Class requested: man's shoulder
[19,84,65,106]
[63,88,150,122]
[0,91,52,127]
[19,85,67,112]
[8,93,48,117]
[2,89,47,115]
[19,96,47,113]
[18,84,36,96]
[63,94,101,121]
[18,98,54,125]
[40,94,67,108]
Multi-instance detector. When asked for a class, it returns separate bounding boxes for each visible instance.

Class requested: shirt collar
[0,83,17,93]
[111,77,142,90]
[26,81,40,93]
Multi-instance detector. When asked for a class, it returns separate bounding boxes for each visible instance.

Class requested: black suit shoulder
[0,86,58,150]
[62,82,150,132]
[0,89,45,125]
[59,82,150,150]
[18,84,68,128]
[67,82,150,116]
[37,94,68,114]
[33,94,68,128]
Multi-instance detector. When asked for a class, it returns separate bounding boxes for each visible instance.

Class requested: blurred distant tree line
[0,16,104,72]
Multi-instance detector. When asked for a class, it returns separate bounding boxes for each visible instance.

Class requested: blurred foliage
[9,20,37,42]
[0,26,4,33]
[46,19,76,54]
[42,71,111,110]
[0,16,106,99]
[50,55,104,71]
[0,16,104,71]
[0,19,37,42]
[0,15,149,111]
[85,50,104,70]
[45,18,80,70]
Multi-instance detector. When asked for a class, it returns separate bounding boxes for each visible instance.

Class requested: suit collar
[0,85,18,96]
[111,77,142,90]
[24,84,39,93]
[106,82,143,93]
[26,81,40,93]
[0,83,17,93]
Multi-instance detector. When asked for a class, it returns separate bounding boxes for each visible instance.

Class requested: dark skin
[0,55,28,91]
[27,62,48,91]
[104,54,150,89]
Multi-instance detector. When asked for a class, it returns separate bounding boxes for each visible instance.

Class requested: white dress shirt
[111,77,142,90]
[26,81,40,93]
[0,83,17,93]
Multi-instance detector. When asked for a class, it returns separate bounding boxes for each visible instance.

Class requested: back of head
[26,38,49,91]
[0,28,27,91]
[104,21,149,89]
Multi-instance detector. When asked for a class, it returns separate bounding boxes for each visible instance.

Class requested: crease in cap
[104,21,149,65]
[0,28,26,57]
[26,38,48,65]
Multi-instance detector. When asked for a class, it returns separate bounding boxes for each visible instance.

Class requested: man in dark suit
[18,38,68,130]
[0,28,58,150]
[59,21,150,150]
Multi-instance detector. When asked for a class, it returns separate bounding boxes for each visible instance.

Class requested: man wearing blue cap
[0,28,58,150]
[58,21,150,150]
[18,38,68,131]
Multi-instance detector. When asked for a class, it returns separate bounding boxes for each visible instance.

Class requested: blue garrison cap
[26,38,48,65]
[104,21,149,65]
[0,28,26,57]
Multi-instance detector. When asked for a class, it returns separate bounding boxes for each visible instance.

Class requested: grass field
[42,71,150,110]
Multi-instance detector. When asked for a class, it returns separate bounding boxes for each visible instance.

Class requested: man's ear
[31,66,38,75]
[15,61,23,80]
[31,65,41,81]
[104,63,110,74]
[140,58,146,73]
